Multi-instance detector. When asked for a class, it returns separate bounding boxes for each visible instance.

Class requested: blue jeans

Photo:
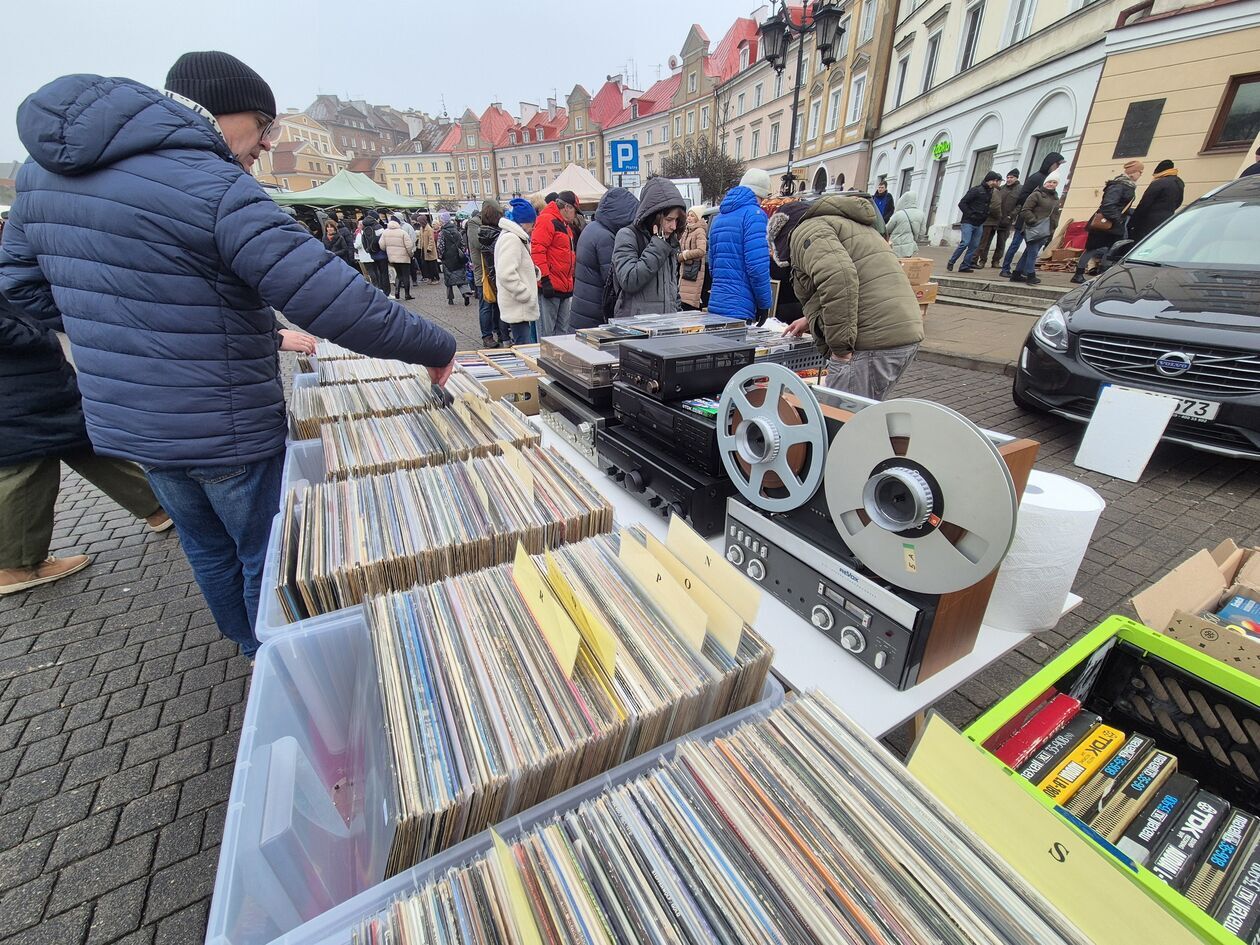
[948,223,983,269]
[1017,238,1049,276]
[537,295,572,338]
[478,295,503,342]
[1002,228,1026,272]
[144,455,283,656]
[507,321,537,344]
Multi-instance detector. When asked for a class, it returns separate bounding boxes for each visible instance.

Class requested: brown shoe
[146,511,174,533]
[0,554,92,595]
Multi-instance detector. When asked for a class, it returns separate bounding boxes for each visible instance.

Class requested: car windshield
[1128,198,1259,269]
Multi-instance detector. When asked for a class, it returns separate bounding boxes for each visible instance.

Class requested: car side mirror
[1108,239,1135,261]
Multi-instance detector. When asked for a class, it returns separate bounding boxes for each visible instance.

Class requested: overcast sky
[1,0,761,161]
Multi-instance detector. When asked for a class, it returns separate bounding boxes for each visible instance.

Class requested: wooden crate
[453,349,542,415]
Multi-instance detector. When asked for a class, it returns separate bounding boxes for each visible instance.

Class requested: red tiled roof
[706,17,759,82]
[436,124,462,153]
[477,104,517,148]
[521,108,569,141]
[589,79,628,128]
[605,73,682,129]
[348,157,378,173]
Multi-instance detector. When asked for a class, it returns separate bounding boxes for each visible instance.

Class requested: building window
[511,155,518,166]
[847,74,866,126]
[509,132,517,145]
[808,100,822,140]
[893,55,910,108]
[969,146,997,186]
[577,142,585,159]
[737,94,745,117]
[1008,0,1036,44]
[501,177,508,191]
[770,122,780,153]
[566,144,573,161]
[406,181,413,195]
[458,158,466,171]
[525,153,532,165]
[1030,130,1066,171]
[739,46,750,71]
[445,161,452,172]
[646,157,654,174]
[701,107,709,130]
[576,116,584,131]
[1206,73,1260,151]
[774,72,784,99]
[282,178,289,188]
[552,149,560,163]
[754,84,764,108]
[827,89,842,133]
[858,0,877,44]
[538,174,546,188]
[432,162,439,172]
[403,162,411,173]
[687,110,695,134]
[538,152,545,165]
[393,183,400,194]
[390,163,398,174]
[512,176,521,192]
[688,72,697,93]
[482,155,491,170]
[735,135,744,160]
[959,2,985,71]
[435,181,442,195]
[340,135,347,147]
[526,176,534,191]
[472,179,479,194]
[751,129,760,158]
[662,123,669,142]
[922,31,941,92]
[420,182,427,195]
[674,115,682,138]
[466,135,475,147]
[794,117,803,149]
[646,129,653,146]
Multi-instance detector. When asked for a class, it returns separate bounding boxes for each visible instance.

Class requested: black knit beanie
[165,51,276,119]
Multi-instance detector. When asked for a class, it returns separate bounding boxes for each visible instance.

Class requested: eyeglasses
[256,113,280,145]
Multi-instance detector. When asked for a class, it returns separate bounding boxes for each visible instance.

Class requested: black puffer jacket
[958,182,994,226]
[1128,173,1184,242]
[571,187,640,330]
[0,296,90,465]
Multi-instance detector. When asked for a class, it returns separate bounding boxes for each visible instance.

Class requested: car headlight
[1033,305,1068,352]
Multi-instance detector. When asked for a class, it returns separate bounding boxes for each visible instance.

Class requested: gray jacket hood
[635,177,686,226]
[898,191,919,210]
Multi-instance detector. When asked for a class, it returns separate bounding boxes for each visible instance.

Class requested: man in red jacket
[531,190,578,337]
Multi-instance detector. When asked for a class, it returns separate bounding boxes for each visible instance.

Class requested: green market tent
[271,170,428,209]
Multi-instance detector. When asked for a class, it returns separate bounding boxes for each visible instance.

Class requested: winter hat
[983,171,1002,184]
[739,167,772,198]
[555,190,579,209]
[165,51,276,119]
[1043,174,1060,189]
[1007,169,1020,178]
[1154,159,1175,173]
[544,192,558,204]
[766,200,812,267]
[1123,159,1144,176]
[438,210,451,225]
[507,198,537,224]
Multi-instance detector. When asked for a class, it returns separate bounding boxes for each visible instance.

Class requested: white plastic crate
[255,511,359,644]
[206,610,783,945]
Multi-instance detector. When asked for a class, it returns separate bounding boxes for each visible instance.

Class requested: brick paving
[2,277,1258,943]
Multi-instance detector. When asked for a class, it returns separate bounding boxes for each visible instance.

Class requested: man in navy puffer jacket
[706,168,774,322]
[0,52,456,657]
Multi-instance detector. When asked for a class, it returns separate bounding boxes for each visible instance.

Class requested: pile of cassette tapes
[371,531,774,873]
[351,691,1088,945]
[273,445,614,622]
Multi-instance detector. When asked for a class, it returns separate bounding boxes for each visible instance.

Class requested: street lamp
[759,1,846,196]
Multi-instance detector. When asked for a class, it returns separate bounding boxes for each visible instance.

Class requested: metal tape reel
[717,363,829,512]
[823,398,1018,594]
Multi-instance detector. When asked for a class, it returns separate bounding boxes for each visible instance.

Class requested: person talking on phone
[610,177,686,317]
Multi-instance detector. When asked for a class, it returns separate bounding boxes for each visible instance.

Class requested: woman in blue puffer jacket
[706,169,774,322]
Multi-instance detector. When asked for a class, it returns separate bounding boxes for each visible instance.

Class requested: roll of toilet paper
[985,471,1105,633]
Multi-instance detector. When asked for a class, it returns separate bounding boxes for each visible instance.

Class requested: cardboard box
[899,257,934,286]
[912,282,938,305]
[1049,248,1081,263]
[1132,539,1260,678]
[454,349,541,415]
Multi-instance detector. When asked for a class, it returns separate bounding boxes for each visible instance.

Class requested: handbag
[682,257,701,281]
[1088,212,1113,232]
[1025,215,1053,241]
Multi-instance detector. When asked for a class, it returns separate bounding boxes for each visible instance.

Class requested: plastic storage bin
[207,609,783,945]
[255,511,360,643]
[278,439,325,510]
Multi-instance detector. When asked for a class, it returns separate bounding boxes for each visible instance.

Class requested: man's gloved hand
[540,277,556,299]
[754,308,770,327]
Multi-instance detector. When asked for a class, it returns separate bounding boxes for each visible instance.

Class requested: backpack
[361,225,380,255]
[601,227,649,319]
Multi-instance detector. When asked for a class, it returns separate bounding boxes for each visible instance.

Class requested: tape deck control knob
[726,545,745,566]
[746,558,766,582]
[839,626,867,654]
[810,605,834,631]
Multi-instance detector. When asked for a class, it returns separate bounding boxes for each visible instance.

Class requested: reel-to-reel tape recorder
[716,363,1039,689]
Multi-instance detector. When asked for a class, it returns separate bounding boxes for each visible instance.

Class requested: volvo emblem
[1155,351,1194,377]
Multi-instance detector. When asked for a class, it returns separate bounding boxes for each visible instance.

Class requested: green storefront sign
[932,139,951,160]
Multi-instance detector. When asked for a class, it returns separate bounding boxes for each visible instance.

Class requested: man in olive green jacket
[781,194,924,400]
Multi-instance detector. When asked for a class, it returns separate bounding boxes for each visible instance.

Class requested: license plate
[1101,385,1219,422]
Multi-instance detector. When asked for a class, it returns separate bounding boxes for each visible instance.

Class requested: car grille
[1062,397,1258,452]
[1077,333,1260,397]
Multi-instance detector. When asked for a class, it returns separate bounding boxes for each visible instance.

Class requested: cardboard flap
[1210,538,1240,569]
[1132,549,1226,631]
[1236,549,1260,588]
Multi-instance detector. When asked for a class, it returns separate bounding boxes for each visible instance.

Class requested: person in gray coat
[611,177,686,317]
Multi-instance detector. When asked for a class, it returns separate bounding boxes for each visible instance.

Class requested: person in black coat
[0,298,171,595]
[949,171,1001,272]
[1072,160,1143,283]
[569,187,640,330]
[1127,160,1184,243]
[1240,145,1260,178]
[321,219,352,266]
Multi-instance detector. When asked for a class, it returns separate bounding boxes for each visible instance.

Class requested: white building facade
[869,0,1126,242]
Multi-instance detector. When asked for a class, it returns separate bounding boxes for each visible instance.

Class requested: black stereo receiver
[616,335,755,401]
[612,383,721,476]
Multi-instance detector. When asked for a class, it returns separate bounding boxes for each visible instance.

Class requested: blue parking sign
[609,139,640,173]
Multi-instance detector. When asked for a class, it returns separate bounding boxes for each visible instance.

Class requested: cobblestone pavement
[2,278,1258,943]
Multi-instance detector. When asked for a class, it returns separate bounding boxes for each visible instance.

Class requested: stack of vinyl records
[313,339,366,361]
[352,691,1088,945]
[319,397,539,480]
[273,446,614,622]
[289,375,483,440]
[370,532,773,874]
[317,355,430,386]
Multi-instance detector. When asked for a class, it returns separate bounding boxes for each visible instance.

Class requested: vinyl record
[716,363,829,513]
[823,398,1018,594]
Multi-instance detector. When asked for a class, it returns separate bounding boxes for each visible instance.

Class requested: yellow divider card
[511,543,579,677]
[499,442,534,494]
[907,715,1199,945]
[619,532,707,651]
[544,549,617,676]
[666,515,761,624]
[464,392,494,424]
[641,530,744,657]
[491,830,543,945]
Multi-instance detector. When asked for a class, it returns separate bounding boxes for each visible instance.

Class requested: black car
[1014,175,1260,459]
